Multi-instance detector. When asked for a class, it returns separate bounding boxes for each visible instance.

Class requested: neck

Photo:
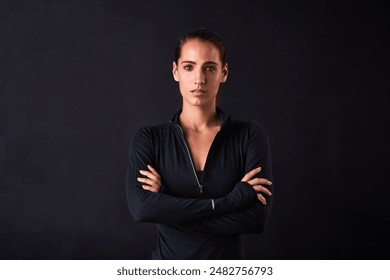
[180,103,220,131]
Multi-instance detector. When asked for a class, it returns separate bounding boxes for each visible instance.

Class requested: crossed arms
[126,123,273,234]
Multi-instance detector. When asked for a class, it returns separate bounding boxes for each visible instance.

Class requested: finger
[257,193,267,205]
[247,177,272,186]
[147,165,160,176]
[138,177,161,192]
[142,185,159,193]
[142,185,153,191]
[139,170,161,185]
[241,167,261,182]
[137,177,158,186]
[252,185,272,196]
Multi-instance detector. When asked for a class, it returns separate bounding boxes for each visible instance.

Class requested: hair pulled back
[174,28,227,66]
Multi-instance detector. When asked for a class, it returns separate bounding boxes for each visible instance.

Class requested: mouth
[190,89,207,94]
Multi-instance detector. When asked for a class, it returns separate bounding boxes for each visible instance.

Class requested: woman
[126,28,273,259]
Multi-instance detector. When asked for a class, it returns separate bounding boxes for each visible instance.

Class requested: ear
[172,61,179,82]
[221,63,228,83]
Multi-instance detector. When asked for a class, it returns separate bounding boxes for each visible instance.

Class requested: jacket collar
[170,107,231,129]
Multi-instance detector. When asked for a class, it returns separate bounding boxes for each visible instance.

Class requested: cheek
[177,77,191,92]
[208,74,223,86]
[179,74,193,86]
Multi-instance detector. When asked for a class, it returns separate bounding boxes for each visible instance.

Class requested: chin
[188,100,204,106]
[186,98,215,108]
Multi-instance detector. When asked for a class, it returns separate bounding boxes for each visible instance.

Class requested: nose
[194,68,206,86]
[195,79,206,86]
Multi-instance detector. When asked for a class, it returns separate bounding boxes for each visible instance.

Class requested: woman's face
[173,39,228,108]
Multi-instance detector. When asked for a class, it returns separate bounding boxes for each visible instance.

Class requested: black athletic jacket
[126,108,273,259]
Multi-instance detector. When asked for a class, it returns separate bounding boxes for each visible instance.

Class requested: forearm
[181,191,273,235]
[127,166,257,225]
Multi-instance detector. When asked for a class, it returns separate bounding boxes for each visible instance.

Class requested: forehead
[180,39,221,63]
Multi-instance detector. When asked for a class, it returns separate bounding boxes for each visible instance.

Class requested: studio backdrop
[0,0,389,259]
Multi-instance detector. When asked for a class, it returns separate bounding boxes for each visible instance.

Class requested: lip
[190,89,207,94]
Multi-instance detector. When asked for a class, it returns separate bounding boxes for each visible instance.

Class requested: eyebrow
[181,60,219,65]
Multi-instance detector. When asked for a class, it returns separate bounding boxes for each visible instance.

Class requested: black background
[1,0,389,259]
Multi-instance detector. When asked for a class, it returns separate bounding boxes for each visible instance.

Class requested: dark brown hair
[174,28,227,66]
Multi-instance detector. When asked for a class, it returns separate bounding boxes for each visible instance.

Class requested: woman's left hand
[137,165,162,193]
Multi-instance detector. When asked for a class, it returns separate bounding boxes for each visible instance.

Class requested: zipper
[171,122,203,194]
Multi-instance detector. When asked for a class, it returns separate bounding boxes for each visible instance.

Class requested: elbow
[245,206,271,234]
[131,211,146,223]
[129,206,154,223]
[126,186,156,223]
[126,196,151,223]
[128,202,170,224]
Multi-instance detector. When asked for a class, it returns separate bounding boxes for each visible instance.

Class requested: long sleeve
[180,122,273,235]
[181,201,269,235]
[126,127,258,225]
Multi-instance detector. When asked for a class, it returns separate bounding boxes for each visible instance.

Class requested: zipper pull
[199,185,203,194]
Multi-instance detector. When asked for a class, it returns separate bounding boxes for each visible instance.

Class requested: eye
[183,65,193,71]
[205,66,216,72]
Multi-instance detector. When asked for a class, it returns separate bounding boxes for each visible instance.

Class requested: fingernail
[257,167,261,171]
[268,181,272,185]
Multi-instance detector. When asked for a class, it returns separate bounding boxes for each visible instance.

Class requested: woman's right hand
[241,167,272,205]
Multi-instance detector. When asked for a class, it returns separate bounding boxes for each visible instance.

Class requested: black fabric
[196,171,205,185]
[126,107,273,259]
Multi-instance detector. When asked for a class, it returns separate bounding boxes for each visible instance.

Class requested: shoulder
[228,119,269,139]
[226,119,270,159]
[132,122,171,139]
[130,122,172,146]
[133,123,169,135]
